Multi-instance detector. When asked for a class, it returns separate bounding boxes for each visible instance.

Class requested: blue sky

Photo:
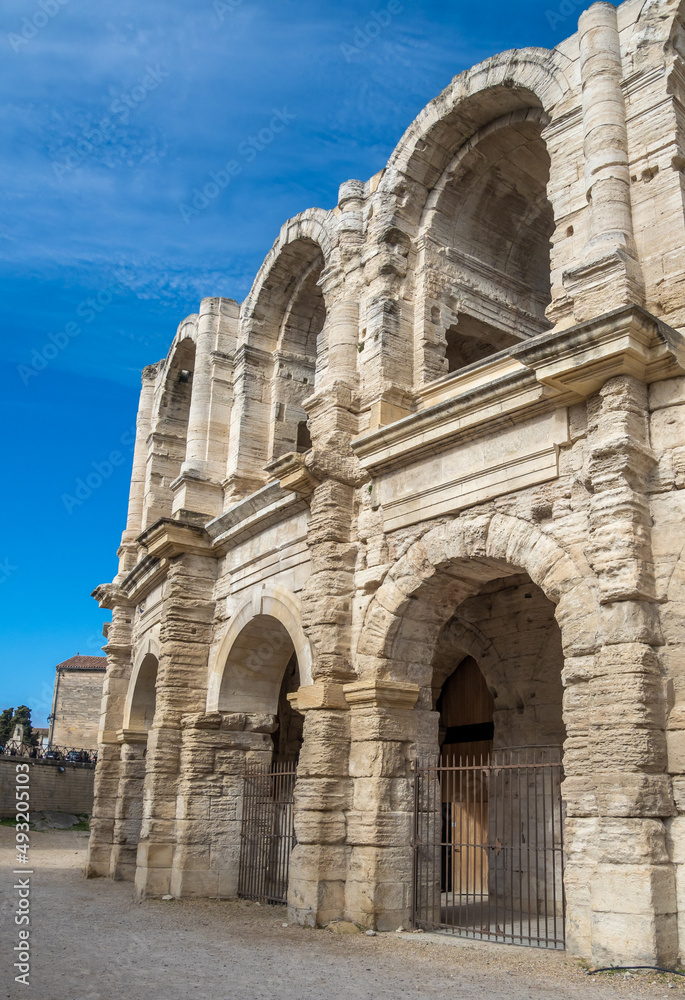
[0,0,578,727]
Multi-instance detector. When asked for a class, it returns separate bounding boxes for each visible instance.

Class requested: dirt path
[0,827,679,1000]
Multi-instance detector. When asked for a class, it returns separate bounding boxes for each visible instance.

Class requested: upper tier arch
[375,47,574,230]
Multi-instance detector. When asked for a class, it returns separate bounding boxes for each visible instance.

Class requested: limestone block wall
[51,669,106,749]
[0,758,95,818]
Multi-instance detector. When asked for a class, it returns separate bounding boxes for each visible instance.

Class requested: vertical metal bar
[412,760,419,928]
[435,758,440,929]
[550,762,558,948]
[541,758,549,948]
[466,752,471,937]
[516,759,524,944]
[500,752,506,943]
[559,764,566,948]
[492,752,497,942]
[525,750,531,945]
[505,750,515,943]
[450,754,455,934]
[479,753,484,939]
[534,754,541,945]
[428,757,434,928]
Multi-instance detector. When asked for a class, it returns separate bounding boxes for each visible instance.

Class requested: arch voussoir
[361,513,599,673]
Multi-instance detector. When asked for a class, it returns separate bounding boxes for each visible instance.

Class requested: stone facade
[49,656,106,749]
[87,0,685,967]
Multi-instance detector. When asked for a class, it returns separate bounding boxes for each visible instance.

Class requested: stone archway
[348,512,674,963]
[207,587,313,714]
[347,516,588,932]
[123,652,159,734]
[111,648,159,881]
[168,589,312,901]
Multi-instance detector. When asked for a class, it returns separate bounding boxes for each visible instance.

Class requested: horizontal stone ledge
[343,680,420,711]
[288,681,349,712]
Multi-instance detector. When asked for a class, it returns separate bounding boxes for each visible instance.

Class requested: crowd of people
[0,741,97,764]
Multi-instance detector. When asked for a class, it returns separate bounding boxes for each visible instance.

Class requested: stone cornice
[120,553,168,604]
[205,482,308,554]
[138,518,213,559]
[265,452,320,498]
[353,306,685,476]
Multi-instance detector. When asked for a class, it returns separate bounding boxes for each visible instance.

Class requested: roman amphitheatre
[87,0,685,969]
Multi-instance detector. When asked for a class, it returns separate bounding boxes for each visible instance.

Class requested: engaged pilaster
[563,2,644,319]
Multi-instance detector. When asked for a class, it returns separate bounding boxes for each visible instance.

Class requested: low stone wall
[0,756,95,818]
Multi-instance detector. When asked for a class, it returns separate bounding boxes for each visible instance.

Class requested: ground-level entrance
[412,747,564,948]
[238,760,297,904]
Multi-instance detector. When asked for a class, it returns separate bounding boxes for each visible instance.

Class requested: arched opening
[218,613,303,760]
[269,246,325,463]
[416,571,566,945]
[231,238,326,494]
[145,337,196,524]
[422,109,554,378]
[128,653,158,734]
[112,653,158,882]
[219,613,304,904]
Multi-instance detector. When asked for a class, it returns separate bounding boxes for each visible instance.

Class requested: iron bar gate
[238,760,297,904]
[412,747,565,949]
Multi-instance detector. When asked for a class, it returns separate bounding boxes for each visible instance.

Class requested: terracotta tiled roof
[55,655,107,671]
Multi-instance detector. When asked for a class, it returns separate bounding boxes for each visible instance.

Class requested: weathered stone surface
[87,0,685,970]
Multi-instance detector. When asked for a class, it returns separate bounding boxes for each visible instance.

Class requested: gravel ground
[0,826,681,1000]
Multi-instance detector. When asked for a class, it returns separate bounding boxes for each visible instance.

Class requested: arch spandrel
[206,586,313,715]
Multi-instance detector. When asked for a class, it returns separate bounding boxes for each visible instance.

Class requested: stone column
[316,295,359,390]
[359,208,414,429]
[342,681,422,931]
[135,549,217,899]
[110,732,148,881]
[562,373,676,966]
[171,712,273,899]
[299,263,362,684]
[86,593,134,878]
[172,297,238,521]
[117,365,159,577]
[223,344,273,503]
[564,2,644,318]
[287,682,351,926]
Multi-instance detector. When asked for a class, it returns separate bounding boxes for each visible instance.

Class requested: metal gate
[412,747,565,949]
[238,761,297,904]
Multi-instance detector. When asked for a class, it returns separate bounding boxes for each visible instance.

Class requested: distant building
[48,655,106,749]
[9,724,48,747]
